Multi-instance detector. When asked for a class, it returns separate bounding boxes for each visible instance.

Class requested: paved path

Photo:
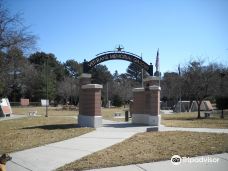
[160,125,228,133]
[6,120,151,171]
[0,114,26,121]
[87,153,228,171]
[6,119,228,171]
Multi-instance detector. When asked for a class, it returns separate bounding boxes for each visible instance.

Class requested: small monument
[20,99,29,106]
[0,98,13,117]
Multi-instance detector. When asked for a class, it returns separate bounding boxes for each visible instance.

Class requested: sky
[5,0,228,75]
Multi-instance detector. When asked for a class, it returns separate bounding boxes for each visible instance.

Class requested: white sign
[41,99,49,106]
[0,98,12,116]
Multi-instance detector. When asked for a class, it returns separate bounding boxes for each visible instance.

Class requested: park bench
[28,111,37,116]
[114,112,122,117]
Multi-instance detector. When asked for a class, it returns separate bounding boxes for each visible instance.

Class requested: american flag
[155,48,159,71]
[178,64,181,76]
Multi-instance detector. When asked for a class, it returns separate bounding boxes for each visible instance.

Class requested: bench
[28,111,37,116]
[114,112,122,117]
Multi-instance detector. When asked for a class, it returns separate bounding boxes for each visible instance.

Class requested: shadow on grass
[162,118,198,121]
[22,124,81,130]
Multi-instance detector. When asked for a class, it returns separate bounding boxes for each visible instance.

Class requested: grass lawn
[101,107,129,122]
[12,107,228,128]
[0,116,94,154]
[12,106,78,116]
[12,106,128,121]
[161,111,228,128]
[57,131,228,171]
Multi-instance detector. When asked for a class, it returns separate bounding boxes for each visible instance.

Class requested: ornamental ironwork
[83,51,153,76]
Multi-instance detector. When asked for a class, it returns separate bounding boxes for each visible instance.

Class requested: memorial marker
[0,98,12,117]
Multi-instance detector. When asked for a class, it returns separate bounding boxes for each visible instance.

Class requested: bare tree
[161,72,180,108]
[57,77,79,105]
[182,60,217,118]
[0,2,37,51]
[110,73,138,107]
[118,74,133,104]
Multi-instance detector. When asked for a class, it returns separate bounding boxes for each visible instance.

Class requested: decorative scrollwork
[83,51,153,76]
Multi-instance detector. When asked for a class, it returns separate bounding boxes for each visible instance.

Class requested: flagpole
[178,64,181,113]
[155,48,160,87]
[159,49,160,87]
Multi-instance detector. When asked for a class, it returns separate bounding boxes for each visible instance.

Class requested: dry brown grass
[12,106,78,116]
[0,116,93,154]
[101,107,129,122]
[161,111,228,128]
[12,107,128,121]
[58,131,228,171]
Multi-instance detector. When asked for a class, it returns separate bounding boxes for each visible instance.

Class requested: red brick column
[132,76,161,126]
[132,88,145,114]
[78,84,103,128]
[79,84,102,116]
[79,73,91,113]
[149,85,161,116]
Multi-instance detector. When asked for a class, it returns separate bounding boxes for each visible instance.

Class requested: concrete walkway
[0,114,26,121]
[6,120,228,171]
[88,153,228,171]
[6,120,151,171]
[160,125,228,133]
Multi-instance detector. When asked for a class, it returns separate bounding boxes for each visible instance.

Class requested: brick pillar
[132,88,145,114]
[147,85,161,125]
[78,84,103,128]
[132,88,145,125]
[131,76,161,126]
[149,86,160,115]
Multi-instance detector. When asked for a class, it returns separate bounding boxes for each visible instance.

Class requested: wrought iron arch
[83,51,153,76]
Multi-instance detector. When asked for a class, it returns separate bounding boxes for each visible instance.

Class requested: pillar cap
[79,73,91,78]
[133,88,144,92]
[143,76,160,82]
[82,84,103,89]
[149,85,161,91]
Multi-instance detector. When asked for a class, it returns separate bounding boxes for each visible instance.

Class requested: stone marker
[20,99,29,106]
[0,98,12,117]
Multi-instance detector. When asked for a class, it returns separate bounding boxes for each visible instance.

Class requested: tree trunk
[197,101,201,119]
[221,98,224,119]
[221,109,224,119]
